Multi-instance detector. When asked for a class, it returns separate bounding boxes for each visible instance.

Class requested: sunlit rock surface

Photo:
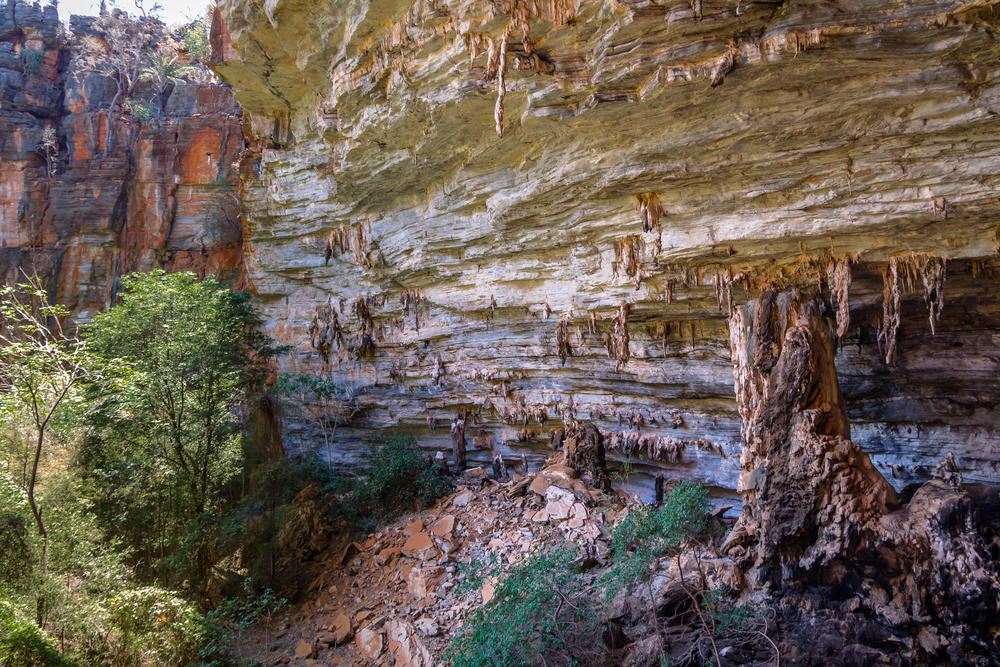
[211,0,1000,503]
[0,1,245,320]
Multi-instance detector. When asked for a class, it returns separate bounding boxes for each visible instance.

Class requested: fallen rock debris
[250,452,627,665]
[244,446,1000,666]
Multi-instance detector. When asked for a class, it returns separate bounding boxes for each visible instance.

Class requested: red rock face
[0,2,246,320]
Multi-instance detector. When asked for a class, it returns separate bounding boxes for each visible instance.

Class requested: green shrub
[179,19,211,64]
[20,49,44,76]
[699,588,752,634]
[602,481,713,598]
[446,543,606,666]
[123,98,155,123]
[199,578,286,666]
[107,587,204,665]
[0,472,31,590]
[0,600,68,666]
[343,433,452,530]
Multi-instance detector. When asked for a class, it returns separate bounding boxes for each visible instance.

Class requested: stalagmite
[723,290,894,586]
[450,411,467,472]
[561,421,610,491]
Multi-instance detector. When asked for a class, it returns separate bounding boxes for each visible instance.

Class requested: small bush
[107,587,204,665]
[446,543,606,666]
[0,600,68,666]
[602,481,713,598]
[20,48,44,76]
[700,588,753,634]
[123,98,155,123]
[199,579,286,666]
[179,19,211,64]
[343,433,452,530]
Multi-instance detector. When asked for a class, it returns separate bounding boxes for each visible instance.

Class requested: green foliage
[179,19,211,63]
[79,270,281,588]
[452,553,500,597]
[199,578,286,666]
[0,276,97,612]
[20,48,44,76]
[342,433,452,530]
[275,372,346,400]
[602,482,712,598]
[226,451,338,589]
[0,472,140,665]
[140,50,193,92]
[0,473,31,589]
[0,600,68,667]
[0,271,293,664]
[123,98,155,123]
[446,543,605,666]
[107,588,204,665]
[0,281,94,437]
[700,589,752,635]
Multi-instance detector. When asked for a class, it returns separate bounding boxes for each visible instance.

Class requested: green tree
[79,270,278,587]
[0,278,94,585]
[179,17,211,64]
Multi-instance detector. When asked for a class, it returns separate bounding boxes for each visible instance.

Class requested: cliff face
[213,0,1000,501]
[0,1,245,320]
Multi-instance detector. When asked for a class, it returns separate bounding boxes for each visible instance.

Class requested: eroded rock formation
[724,291,897,584]
[0,1,245,317]
[210,0,1000,510]
[724,288,1000,661]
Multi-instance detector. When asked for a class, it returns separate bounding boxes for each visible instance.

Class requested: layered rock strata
[0,1,245,319]
[213,0,1000,505]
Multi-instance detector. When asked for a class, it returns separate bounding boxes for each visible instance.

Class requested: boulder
[385,619,434,667]
[293,639,313,659]
[430,514,456,537]
[357,627,383,660]
[402,532,437,560]
[406,565,443,599]
[331,612,352,644]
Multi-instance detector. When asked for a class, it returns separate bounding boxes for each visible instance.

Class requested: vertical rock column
[724,290,896,588]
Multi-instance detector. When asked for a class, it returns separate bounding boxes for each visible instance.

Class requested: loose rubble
[248,451,624,665]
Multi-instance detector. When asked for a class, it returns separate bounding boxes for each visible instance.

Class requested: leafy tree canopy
[79,270,280,586]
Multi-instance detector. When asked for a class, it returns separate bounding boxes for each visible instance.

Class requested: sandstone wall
[211,0,1000,503]
[0,1,245,320]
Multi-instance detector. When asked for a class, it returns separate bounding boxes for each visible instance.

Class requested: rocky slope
[0,1,245,319]
[246,429,1000,665]
[253,464,615,666]
[213,0,1000,506]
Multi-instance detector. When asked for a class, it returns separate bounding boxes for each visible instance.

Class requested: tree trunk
[27,429,48,624]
